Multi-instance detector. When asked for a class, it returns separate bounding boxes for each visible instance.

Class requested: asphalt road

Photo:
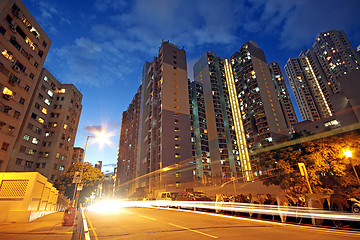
[84,207,360,240]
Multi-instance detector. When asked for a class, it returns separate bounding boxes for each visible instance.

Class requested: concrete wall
[0,172,60,222]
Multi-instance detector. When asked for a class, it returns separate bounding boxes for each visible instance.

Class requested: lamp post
[72,129,112,207]
[344,150,360,186]
[72,135,92,207]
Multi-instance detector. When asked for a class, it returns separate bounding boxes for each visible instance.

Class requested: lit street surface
[84,207,360,240]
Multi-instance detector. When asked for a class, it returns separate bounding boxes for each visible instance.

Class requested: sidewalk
[0,211,75,240]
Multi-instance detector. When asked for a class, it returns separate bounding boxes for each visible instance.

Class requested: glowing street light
[73,128,113,207]
[344,150,360,186]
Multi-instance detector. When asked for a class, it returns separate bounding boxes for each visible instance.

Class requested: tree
[54,162,104,203]
[259,130,360,198]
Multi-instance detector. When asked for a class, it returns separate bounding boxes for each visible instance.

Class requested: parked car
[175,192,212,201]
[156,192,179,201]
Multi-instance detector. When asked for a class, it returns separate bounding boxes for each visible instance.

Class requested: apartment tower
[313,30,360,95]
[268,61,298,129]
[7,68,82,182]
[231,41,288,152]
[117,42,193,196]
[192,51,252,183]
[116,86,142,195]
[0,0,51,171]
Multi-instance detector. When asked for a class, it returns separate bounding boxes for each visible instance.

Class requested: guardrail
[76,207,90,240]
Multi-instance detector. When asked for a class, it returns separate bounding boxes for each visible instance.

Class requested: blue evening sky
[21,0,360,174]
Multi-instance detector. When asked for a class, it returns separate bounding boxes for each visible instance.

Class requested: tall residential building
[313,30,360,95]
[6,68,82,182]
[268,61,298,129]
[230,41,288,154]
[0,0,51,171]
[116,86,142,194]
[192,51,252,183]
[117,42,193,196]
[284,53,332,121]
[71,147,84,164]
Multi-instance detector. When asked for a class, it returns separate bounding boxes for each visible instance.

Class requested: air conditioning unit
[13,65,20,72]
[10,24,17,33]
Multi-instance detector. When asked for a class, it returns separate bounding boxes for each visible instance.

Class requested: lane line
[138,215,157,220]
[168,223,218,239]
[84,212,99,240]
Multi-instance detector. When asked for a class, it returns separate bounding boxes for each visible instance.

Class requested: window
[44,99,51,105]
[41,107,47,114]
[63,124,67,129]
[175,153,180,158]
[175,136,180,141]
[23,134,30,141]
[32,138,39,144]
[175,127,180,132]
[174,119,179,124]
[8,126,15,134]
[175,144,180,149]
[25,161,33,168]
[15,158,22,165]
[1,142,9,151]
[13,111,20,119]
[47,90,53,97]
[38,117,44,124]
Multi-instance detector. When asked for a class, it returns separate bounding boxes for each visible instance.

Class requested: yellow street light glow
[344,150,352,158]
[162,167,171,171]
[92,128,114,148]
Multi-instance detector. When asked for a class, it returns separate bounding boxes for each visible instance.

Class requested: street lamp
[344,150,360,186]
[72,129,113,207]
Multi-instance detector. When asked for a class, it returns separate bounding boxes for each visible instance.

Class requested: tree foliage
[54,162,104,203]
[258,130,360,198]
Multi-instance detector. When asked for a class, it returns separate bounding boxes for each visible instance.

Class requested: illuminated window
[175,144,180,149]
[25,36,36,50]
[175,127,180,132]
[38,118,44,124]
[44,76,48,82]
[63,124,67,129]
[23,134,30,141]
[59,89,66,93]
[176,172,180,177]
[175,153,180,158]
[52,123,57,127]
[174,84,178,88]
[47,90,53,97]
[56,153,60,158]
[32,138,39,144]
[175,136,180,141]
[2,49,15,62]
[2,87,13,99]
[41,107,47,114]
[44,99,51,105]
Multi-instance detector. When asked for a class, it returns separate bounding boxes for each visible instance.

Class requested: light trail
[85,200,360,223]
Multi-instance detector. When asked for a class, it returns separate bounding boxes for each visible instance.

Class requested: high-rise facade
[0,0,51,171]
[313,30,360,95]
[231,41,288,152]
[192,51,252,183]
[285,30,359,123]
[116,86,142,194]
[116,42,193,196]
[6,68,82,182]
[71,147,84,164]
[284,53,333,121]
[268,61,298,129]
